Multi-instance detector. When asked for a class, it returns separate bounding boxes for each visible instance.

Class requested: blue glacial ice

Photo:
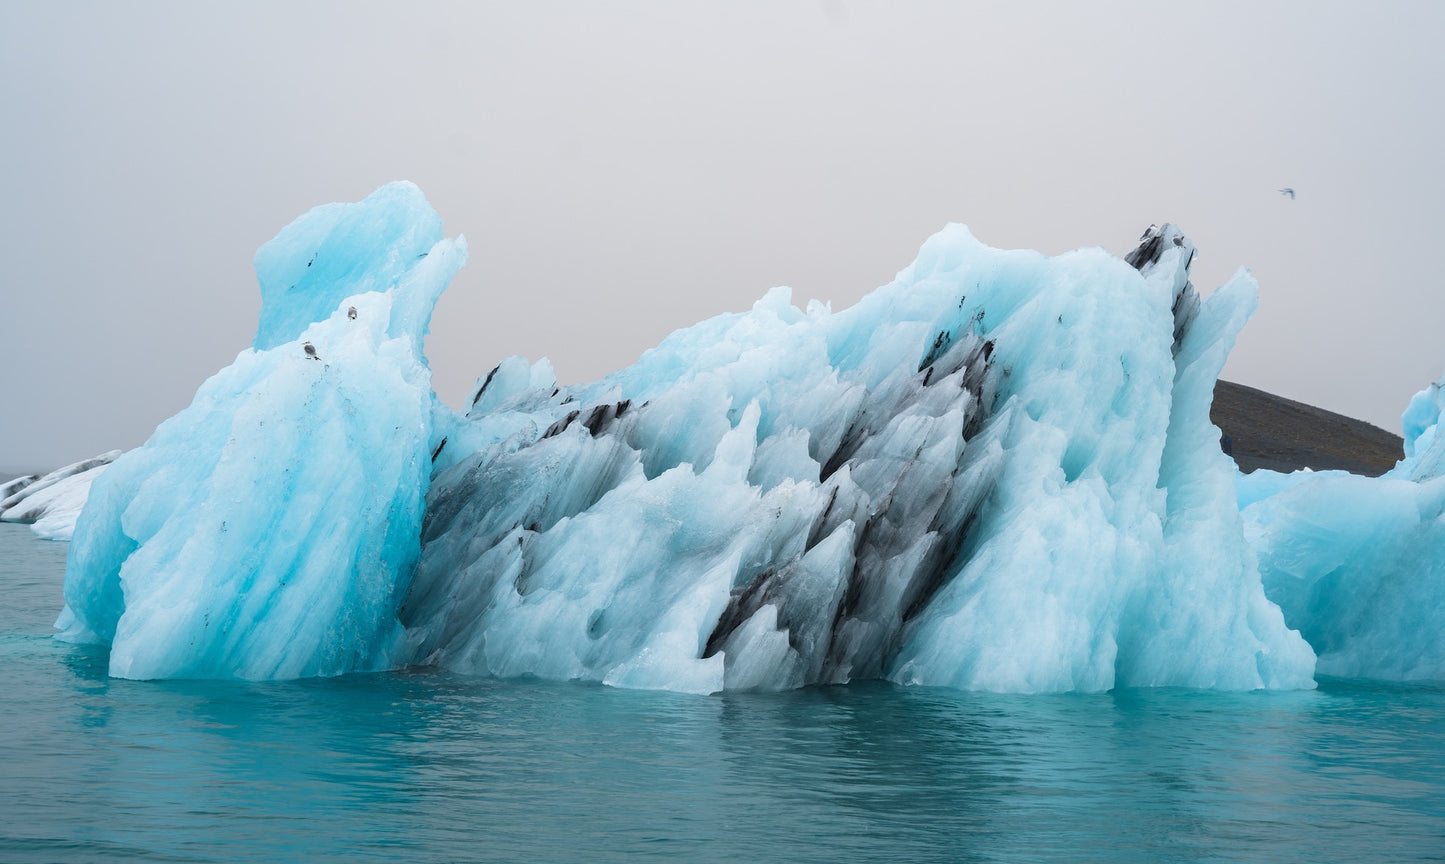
[1243,378,1445,681]
[56,182,464,680]
[50,183,1439,691]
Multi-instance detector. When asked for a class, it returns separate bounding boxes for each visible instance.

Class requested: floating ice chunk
[57,186,465,681]
[1399,377,1445,479]
[0,474,40,501]
[0,452,119,519]
[0,452,121,541]
[1244,373,1445,682]
[27,466,110,541]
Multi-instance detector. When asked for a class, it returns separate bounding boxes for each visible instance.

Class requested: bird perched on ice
[1140,224,1158,241]
[303,341,319,360]
[347,306,357,320]
[1279,187,1296,199]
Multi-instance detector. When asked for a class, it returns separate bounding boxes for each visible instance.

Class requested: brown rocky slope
[1211,380,1403,476]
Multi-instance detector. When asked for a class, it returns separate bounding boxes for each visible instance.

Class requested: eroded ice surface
[56,182,464,680]
[403,224,1313,693]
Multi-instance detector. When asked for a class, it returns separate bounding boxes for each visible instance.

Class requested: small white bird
[303,341,319,360]
[1139,223,1159,241]
[1280,187,1296,199]
[347,306,357,320]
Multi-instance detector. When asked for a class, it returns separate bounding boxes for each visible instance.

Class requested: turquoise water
[2,524,1443,863]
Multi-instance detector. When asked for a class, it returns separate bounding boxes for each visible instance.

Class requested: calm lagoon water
[2,523,1443,863]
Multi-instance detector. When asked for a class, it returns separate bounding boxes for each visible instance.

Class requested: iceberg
[0,451,120,541]
[0,474,40,500]
[1243,378,1445,681]
[50,182,1440,692]
[57,182,464,680]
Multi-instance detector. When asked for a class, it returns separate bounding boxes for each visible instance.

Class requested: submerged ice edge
[47,184,1445,691]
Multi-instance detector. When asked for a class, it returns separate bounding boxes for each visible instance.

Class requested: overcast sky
[3,1,1444,472]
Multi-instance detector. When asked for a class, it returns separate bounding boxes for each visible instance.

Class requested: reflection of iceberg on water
[48,183,1440,694]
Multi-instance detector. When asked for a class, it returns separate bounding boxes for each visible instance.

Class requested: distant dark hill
[1211,380,1404,476]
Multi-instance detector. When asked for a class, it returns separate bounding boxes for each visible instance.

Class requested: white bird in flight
[1280,187,1296,199]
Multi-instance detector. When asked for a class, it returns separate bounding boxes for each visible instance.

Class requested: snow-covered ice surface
[56,182,464,681]
[0,452,120,541]
[49,183,1441,691]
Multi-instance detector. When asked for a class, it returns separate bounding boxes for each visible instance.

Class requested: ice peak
[252,181,446,350]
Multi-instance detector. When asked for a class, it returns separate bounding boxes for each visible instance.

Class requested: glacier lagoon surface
[6,523,1445,863]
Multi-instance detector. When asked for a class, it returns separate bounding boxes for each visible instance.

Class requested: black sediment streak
[541,410,581,439]
[1125,233,1164,271]
[471,364,502,407]
[703,567,778,658]
[919,329,954,371]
